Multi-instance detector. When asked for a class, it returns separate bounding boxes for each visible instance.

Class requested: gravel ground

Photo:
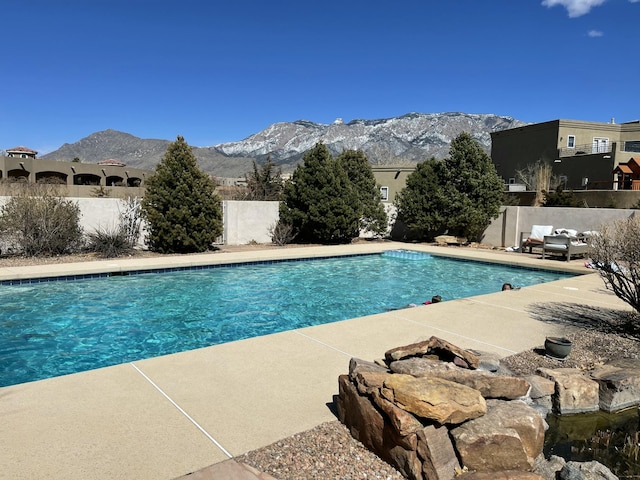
[238,325,640,480]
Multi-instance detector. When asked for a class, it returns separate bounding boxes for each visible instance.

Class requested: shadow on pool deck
[0,243,630,480]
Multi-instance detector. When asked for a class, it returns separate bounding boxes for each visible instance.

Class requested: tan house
[1,147,152,197]
[490,119,640,190]
[371,165,415,204]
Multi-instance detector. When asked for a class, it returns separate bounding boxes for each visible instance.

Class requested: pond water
[544,407,640,477]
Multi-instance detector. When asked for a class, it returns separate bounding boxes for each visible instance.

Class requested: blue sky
[2,0,639,154]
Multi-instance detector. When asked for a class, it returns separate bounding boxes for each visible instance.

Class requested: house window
[592,137,609,153]
[559,175,568,187]
[380,186,389,201]
[508,177,516,184]
[567,135,575,148]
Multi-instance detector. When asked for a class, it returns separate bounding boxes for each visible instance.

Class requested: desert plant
[119,196,143,248]
[269,220,295,246]
[86,226,131,258]
[590,215,640,313]
[0,184,83,256]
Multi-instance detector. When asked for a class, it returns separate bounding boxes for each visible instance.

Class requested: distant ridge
[42,112,527,178]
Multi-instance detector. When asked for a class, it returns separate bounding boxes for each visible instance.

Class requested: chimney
[611,117,615,124]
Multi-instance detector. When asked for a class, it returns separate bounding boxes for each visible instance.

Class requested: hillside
[42,112,527,178]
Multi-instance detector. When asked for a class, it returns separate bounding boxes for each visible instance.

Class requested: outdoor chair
[541,234,591,261]
[520,225,554,253]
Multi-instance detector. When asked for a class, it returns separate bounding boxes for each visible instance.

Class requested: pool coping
[1,242,618,480]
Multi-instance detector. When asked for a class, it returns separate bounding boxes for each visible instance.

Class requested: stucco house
[1,148,150,189]
[490,119,640,190]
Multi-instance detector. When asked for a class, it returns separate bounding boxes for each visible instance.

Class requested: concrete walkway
[0,243,630,480]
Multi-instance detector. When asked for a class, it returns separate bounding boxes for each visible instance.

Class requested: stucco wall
[482,206,636,247]
[222,200,279,244]
[0,197,280,247]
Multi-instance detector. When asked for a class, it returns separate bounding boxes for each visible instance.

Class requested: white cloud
[588,29,604,37]
[541,0,606,17]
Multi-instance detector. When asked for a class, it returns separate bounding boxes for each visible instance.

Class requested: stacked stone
[336,336,634,480]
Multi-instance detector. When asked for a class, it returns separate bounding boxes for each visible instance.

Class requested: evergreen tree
[394,159,447,240]
[395,132,503,241]
[439,132,504,240]
[142,136,223,253]
[280,143,360,244]
[336,149,387,236]
[245,155,284,201]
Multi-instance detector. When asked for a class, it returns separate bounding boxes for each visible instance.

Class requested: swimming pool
[0,251,574,387]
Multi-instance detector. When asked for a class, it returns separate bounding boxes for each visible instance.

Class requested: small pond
[544,407,640,477]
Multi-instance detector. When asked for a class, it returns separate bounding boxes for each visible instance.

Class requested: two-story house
[491,119,640,190]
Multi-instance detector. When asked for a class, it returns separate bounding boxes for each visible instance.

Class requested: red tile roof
[7,146,38,154]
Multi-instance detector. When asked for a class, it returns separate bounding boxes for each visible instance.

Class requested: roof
[6,146,38,154]
[97,159,126,166]
[613,165,632,174]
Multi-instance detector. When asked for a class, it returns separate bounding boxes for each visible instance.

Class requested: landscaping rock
[382,373,486,424]
[457,472,545,480]
[564,461,618,480]
[590,358,640,412]
[348,357,389,378]
[391,357,530,399]
[537,368,600,414]
[450,400,545,472]
[417,425,460,480]
[385,336,480,369]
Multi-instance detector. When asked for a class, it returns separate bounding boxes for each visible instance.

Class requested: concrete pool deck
[0,242,631,480]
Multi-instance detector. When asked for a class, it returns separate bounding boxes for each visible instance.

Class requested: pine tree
[395,132,503,241]
[336,149,387,236]
[439,132,504,240]
[142,136,223,253]
[394,159,447,240]
[245,155,284,201]
[280,143,360,244]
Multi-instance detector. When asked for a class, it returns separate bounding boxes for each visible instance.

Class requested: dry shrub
[591,215,640,313]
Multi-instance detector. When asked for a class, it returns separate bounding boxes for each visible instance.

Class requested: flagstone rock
[417,425,460,480]
[537,368,599,414]
[382,373,486,424]
[457,472,546,480]
[590,358,640,412]
[559,460,618,480]
[337,375,424,479]
[348,357,389,379]
[450,400,545,472]
[385,336,480,369]
[390,357,530,399]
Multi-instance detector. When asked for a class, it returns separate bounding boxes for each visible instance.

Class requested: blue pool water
[0,251,574,387]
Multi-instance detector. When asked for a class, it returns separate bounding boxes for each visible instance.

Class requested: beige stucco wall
[482,205,636,247]
[0,197,280,247]
[222,200,279,245]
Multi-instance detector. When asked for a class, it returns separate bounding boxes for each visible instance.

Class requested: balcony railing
[559,142,613,157]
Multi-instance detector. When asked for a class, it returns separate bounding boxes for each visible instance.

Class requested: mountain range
[41,112,527,178]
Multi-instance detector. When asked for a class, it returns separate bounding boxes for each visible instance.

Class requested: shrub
[86,226,131,258]
[269,220,295,246]
[119,196,143,248]
[590,216,640,313]
[0,185,83,256]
